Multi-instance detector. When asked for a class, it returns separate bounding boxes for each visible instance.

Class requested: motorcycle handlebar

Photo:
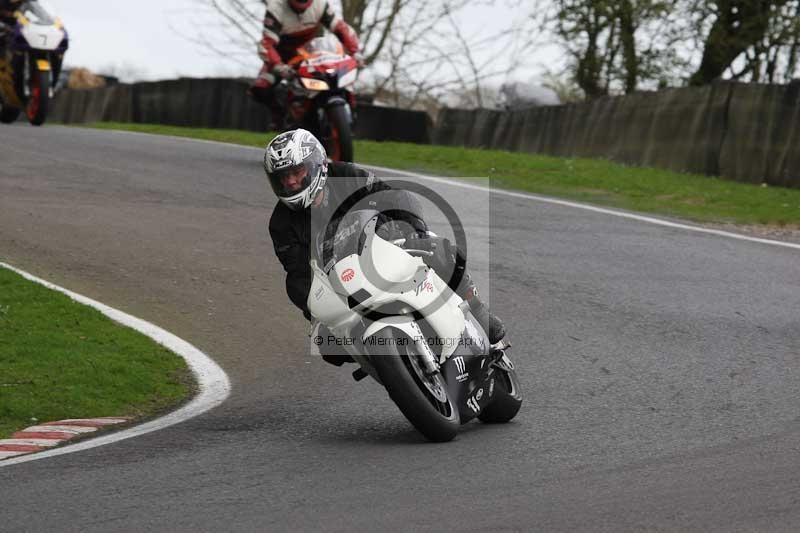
[403,249,435,258]
[390,238,435,258]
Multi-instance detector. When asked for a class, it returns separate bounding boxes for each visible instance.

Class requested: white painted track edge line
[83,127,800,252]
[363,163,800,252]
[23,426,97,434]
[0,451,27,459]
[0,439,61,447]
[0,261,232,468]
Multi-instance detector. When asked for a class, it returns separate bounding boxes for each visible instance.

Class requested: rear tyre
[370,329,460,442]
[26,68,49,126]
[478,361,523,424]
[324,104,354,162]
[0,104,20,123]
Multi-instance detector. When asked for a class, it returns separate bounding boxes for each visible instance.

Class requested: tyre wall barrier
[50,78,800,187]
[50,78,432,144]
[434,81,800,188]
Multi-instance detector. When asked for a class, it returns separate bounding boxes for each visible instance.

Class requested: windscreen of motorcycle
[19,2,64,51]
[316,209,380,274]
[20,1,55,25]
[303,35,343,56]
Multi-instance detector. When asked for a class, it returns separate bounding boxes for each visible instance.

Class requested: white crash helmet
[264,129,328,210]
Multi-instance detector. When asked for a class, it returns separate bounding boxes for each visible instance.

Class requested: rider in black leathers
[0,0,22,53]
[265,129,505,364]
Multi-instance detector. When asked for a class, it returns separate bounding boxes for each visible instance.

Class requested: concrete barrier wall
[51,78,800,187]
[50,78,432,144]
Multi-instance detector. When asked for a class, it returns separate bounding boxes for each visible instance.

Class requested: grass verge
[0,267,192,439]
[82,122,800,227]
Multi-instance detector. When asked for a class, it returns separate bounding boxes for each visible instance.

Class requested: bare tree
[363,0,539,110]
[178,0,538,111]
[540,71,584,103]
[181,0,407,68]
[179,0,264,68]
[540,0,800,93]
[687,0,800,85]
[343,0,408,65]
[543,0,686,97]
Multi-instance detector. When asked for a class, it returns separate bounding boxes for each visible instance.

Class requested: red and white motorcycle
[280,35,358,162]
[308,209,522,442]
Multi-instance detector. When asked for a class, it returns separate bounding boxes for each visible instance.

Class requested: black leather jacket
[0,0,22,24]
[268,161,427,319]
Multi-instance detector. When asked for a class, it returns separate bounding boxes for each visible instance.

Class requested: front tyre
[478,360,523,424]
[26,67,50,126]
[324,104,354,162]
[370,329,460,442]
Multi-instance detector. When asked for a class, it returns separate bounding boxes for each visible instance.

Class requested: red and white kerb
[0,417,129,460]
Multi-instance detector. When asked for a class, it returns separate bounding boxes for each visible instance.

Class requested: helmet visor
[267,157,325,200]
[269,163,310,198]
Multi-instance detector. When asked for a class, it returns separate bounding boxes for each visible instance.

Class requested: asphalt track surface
[1,125,799,532]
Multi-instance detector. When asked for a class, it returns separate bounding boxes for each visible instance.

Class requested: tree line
[190,0,800,106]
[545,0,800,98]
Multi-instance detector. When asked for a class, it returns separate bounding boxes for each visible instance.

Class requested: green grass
[83,122,800,227]
[0,267,192,438]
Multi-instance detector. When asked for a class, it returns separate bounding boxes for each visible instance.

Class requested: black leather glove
[403,232,435,251]
[272,63,296,80]
[404,235,453,272]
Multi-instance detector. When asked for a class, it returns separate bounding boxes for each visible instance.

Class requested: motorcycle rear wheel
[370,329,460,442]
[478,360,523,424]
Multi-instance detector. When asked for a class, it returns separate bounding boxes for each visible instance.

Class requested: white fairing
[21,24,64,51]
[307,218,467,359]
[308,260,358,332]
[365,235,418,283]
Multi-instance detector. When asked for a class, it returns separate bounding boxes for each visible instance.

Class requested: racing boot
[447,252,506,344]
[317,324,354,366]
[467,292,506,344]
[321,352,355,366]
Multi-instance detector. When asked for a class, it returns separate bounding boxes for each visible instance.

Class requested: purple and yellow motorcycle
[0,0,68,126]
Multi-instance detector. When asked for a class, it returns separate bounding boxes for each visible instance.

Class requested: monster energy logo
[453,356,469,383]
[467,396,480,413]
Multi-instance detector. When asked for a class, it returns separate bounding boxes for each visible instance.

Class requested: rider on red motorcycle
[0,0,22,24]
[249,0,360,117]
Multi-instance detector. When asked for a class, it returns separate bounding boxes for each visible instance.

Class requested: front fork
[22,52,55,99]
[407,320,440,376]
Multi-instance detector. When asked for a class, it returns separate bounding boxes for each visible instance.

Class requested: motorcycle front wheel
[370,328,460,442]
[324,104,354,162]
[26,67,49,126]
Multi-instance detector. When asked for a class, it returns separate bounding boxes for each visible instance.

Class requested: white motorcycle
[0,0,68,126]
[308,209,522,442]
